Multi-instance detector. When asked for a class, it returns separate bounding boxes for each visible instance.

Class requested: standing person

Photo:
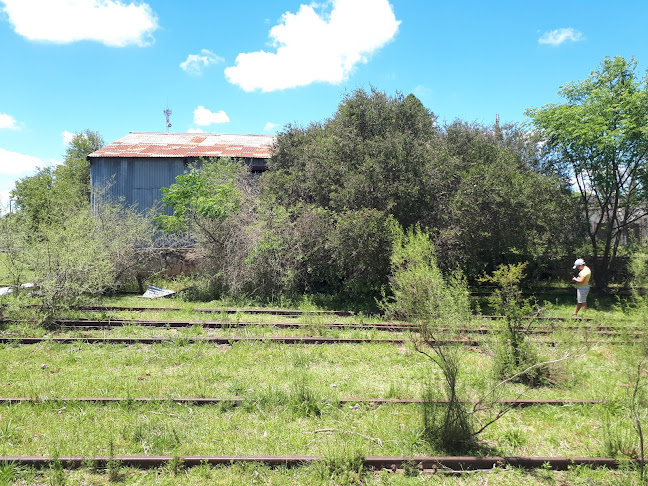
[571,258,592,316]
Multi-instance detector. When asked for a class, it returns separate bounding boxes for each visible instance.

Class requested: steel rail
[0,455,623,471]
[0,336,477,345]
[478,315,594,322]
[54,319,416,331]
[71,305,183,312]
[0,397,603,407]
[62,305,635,324]
[193,307,354,316]
[71,305,354,316]
[1,335,642,345]
[51,319,645,336]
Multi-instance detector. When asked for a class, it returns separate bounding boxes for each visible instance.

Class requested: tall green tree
[10,129,104,228]
[57,129,104,205]
[264,87,579,282]
[263,87,444,229]
[526,57,648,289]
[10,167,55,228]
[437,121,581,276]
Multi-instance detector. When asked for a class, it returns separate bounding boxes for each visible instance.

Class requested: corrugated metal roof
[88,132,276,159]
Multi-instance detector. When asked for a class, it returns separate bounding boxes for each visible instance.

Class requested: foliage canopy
[265,87,580,280]
[526,56,648,289]
[10,129,104,229]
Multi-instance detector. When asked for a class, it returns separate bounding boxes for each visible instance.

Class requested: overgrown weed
[316,446,365,486]
[481,263,554,387]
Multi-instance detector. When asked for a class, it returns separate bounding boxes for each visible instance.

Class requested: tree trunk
[593,256,612,294]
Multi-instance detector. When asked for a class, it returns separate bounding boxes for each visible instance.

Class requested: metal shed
[88,132,276,214]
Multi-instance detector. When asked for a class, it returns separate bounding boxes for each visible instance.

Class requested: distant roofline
[127,131,276,137]
[88,132,276,159]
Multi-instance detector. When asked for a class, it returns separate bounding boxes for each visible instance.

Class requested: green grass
[0,461,642,485]
[1,291,648,484]
[0,400,633,458]
[0,341,427,399]
[0,339,644,402]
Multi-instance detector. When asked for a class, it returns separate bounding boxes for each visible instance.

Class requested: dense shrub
[378,224,476,453]
[379,224,470,321]
[0,203,154,324]
[480,263,551,386]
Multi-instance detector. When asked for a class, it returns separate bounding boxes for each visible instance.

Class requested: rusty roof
[88,132,276,159]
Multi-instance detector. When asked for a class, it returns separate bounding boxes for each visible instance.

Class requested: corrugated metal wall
[90,157,186,215]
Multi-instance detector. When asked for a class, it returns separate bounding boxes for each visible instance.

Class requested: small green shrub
[385,381,404,399]
[481,263,551,387]
[47,453,66,486]
[128,422,182,455]
[317,450,365,485]
[290,378,323,418]
[380,224,476,454]
[421,366,476,454]
[106,439,123,483]
[0,462,20,486]
[379,224,471,322]
[502,427,527,448]
[602,408,638,458]
[165,456,185,477]
[401,460,421,477]
[0,418,22,443]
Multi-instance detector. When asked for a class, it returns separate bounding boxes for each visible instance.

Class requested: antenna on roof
[163,106,172,132]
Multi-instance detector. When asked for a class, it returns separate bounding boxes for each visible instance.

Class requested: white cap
[573,258,585,269]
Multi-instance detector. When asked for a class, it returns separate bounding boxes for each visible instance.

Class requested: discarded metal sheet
[0,283,36,296]
[142,285,176,299]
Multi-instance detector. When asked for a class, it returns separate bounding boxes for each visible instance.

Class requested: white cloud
[263,122,278,132]
[187,128,204,133]
[193,106,230,126]
[62,130,93,145]
[180,49,224,75]
[0,148,57,175]
[1,0,159,47]
[538,28,584,46]
[413,85,432,100]
[62,130,75,145]
[225,0,400,92]
[0,113,19,130]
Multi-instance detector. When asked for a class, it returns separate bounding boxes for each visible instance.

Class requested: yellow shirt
[577,266,591,287]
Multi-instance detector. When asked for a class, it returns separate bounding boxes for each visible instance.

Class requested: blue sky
[1,0,647,209]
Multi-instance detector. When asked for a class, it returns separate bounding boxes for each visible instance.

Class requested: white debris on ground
[142,285,176,299]
[0,283,36,296]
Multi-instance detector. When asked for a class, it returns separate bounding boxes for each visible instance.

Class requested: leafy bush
[0,202,154,325]
[378,223,476,453]
[379,224,470,321]
[480,263,551,386]
[155,157,245,233]
[420,351,476,454]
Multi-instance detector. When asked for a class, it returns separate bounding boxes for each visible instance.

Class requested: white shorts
[576,285,590,304]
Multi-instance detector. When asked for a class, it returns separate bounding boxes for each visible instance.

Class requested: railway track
[54,319,417,331]
[51,318,645,337]
[71,305,354,316]
[2,334,643,345]
[3,304,640,479]
[0,455,624,472]
[0,397,603,407]
[66,305,631,323]
[0,336,463,345]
